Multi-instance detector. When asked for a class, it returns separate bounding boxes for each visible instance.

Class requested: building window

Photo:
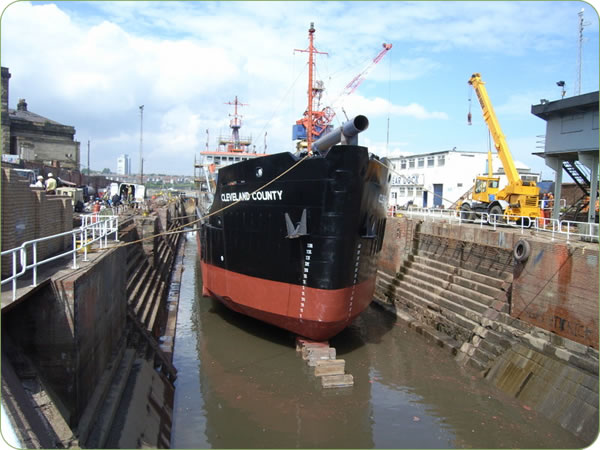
[400,159,407,169]
[409,159,415,168]
[407,187,414,196]
[457,183,463,188]
[418,157,424,168]
[427,156,434,167]
[416,187,423,195]
[561,114,584,134]
[438,155,445,166]
[391,192,397,200]
[399,187,406,196]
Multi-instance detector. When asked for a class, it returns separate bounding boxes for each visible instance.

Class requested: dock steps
[375,249,516,373]
[296,338,354,388]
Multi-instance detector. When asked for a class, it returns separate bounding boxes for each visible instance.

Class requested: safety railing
[397,207,598,243]
[1,213,119,302]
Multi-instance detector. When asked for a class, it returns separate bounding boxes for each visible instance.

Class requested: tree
[102,168,111,174]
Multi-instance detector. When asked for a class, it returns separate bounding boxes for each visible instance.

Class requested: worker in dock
[33,175,44,188]
[45,173,57,194]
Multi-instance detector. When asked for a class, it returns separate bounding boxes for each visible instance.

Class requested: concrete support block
[303,345,335,361]
[307,347,336,366]
[321,374,354,388]
[299,341,329,358]
[314,359,345,376]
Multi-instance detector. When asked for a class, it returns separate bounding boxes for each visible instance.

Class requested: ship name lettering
[221,190,283,203]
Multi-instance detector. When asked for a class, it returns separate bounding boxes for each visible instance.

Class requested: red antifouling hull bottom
[200,262,375,341]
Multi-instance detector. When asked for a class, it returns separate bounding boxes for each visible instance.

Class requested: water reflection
[171,234,584,449]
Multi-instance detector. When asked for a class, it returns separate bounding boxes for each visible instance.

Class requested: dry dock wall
[2,202,184,445]
[2,245,127,426]
[512,239,598,348]
[376,216,599,443]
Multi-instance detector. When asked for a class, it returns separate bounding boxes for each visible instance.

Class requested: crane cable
[467,83,473,126]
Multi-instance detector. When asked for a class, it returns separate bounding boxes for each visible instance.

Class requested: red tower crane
[341,42,393,97]
[293,37,392,147]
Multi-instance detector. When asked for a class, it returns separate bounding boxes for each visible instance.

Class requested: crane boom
[468,73,521,185]
[343,43,393,96]
[461,72,541,222]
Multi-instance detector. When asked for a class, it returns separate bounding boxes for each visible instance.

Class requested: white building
[387,149,539,209]
[117,154,131,175]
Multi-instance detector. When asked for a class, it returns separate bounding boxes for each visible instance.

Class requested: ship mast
[295,22,327,154]
[225,96,247,150]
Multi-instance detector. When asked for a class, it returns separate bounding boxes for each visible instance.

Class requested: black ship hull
[199,144,389,340]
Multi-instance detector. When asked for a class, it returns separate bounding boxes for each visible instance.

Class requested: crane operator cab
[473,176,500,203]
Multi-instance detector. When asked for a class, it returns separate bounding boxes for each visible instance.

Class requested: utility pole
[139,105,144,185]
[87,140,90,176]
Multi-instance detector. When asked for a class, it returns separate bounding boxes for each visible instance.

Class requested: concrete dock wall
[58,247,128,424]
[2,198,185,443]
[511,239,599,348]
[376,216,599,442]
[3,245,127,426]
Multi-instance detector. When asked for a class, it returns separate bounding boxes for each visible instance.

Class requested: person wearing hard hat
[34,175,44,188]
[45,173,57,194]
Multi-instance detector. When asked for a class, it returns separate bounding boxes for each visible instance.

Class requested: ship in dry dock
[197,23,390,341]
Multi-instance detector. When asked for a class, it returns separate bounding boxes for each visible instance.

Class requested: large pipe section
[311,115,369,153]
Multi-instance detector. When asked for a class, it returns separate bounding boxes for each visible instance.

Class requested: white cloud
[0,0,595,176]
[340,95,448,120]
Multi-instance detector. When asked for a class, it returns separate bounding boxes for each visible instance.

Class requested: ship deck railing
[1,213,119,302]
[394,207,598,243]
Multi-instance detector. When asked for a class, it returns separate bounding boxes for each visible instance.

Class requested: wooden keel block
[321,374,354,388]
[314,359,345,376]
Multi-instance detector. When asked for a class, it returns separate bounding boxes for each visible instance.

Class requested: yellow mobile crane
[460,73,541,223]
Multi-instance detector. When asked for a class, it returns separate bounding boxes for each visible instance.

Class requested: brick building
[1,66,80,170]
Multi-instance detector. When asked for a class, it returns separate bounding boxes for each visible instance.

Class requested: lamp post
[556,81,566,98]
[139,105,144,185]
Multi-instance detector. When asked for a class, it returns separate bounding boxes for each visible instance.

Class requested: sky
[1,1,598,177]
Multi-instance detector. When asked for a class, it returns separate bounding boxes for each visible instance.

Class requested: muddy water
[170,232,585,448]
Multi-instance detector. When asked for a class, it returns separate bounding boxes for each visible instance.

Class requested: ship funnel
[312,115,369,153]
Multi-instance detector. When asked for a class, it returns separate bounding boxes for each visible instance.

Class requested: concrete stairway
[124,216,181,336]
[375,251,517,373]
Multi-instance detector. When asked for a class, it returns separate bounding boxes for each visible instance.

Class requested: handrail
[398,207,598,243]
[1,214,119,303]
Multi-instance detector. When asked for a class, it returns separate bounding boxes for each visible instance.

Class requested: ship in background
[197,23,390,341]
[194,96,266,210]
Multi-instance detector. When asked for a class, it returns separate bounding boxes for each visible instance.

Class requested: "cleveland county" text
[221,190,283,202]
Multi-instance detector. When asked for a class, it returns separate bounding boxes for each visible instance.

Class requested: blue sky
[1,1,598,176]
